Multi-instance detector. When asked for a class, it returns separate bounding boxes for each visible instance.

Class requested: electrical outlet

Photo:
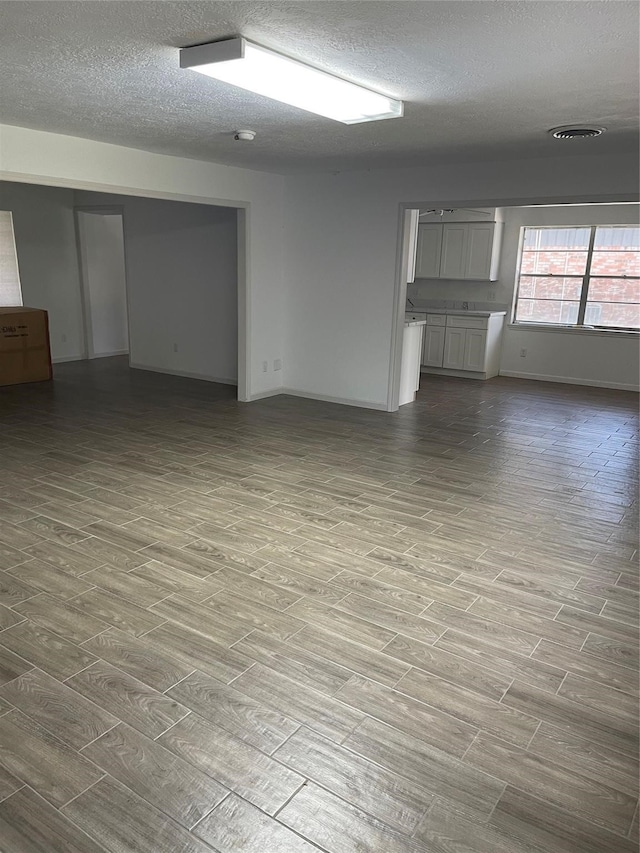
[520,348,527,358]
[274,358,282,371]
[173,343,178,353]
[61,333,67,343]
[488,290,496,301]
[262,360,268,373]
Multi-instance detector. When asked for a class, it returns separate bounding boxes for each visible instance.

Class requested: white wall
[283,155,638,406]
[498,204,639,390]
[0,124,286,400]
[77,212,129,358]
[0,181,84,361]
[77,192,238,383]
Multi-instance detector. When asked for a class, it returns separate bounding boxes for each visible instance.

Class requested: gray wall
[76,192,238,384]
[1,181,84,361]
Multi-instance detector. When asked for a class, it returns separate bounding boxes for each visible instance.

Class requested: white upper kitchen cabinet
[414,221,502,281]
[414,224,442,279]
[440,224,468,279]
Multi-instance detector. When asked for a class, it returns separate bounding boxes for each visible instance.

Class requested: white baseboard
[90,350,129,359]
[245,388,283,402]
[52,354,85,364]
[129,362,238,386]
[499,370,639,392]
[420,366,489,380]
[246,386,387,410]
[279,387,388,411]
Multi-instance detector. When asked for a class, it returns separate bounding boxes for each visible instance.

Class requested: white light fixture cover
[180,37,403,124]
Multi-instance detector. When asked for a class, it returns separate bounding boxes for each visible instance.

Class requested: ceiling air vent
[549,125,606,139]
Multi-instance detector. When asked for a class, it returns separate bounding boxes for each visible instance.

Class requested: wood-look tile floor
[0,356,637,852]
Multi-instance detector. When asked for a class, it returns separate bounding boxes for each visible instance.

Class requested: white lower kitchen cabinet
[422,324,446,367]
[421,312,505,379]
[463,329,487,371]
[442,327,466,369]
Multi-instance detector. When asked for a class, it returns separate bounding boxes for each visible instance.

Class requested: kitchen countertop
[426,308,506,316]
[404,319,427,327]
[407,308,506,317]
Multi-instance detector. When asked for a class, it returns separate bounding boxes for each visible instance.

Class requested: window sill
[507,323,639,339]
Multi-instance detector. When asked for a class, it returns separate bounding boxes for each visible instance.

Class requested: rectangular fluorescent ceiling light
[180,37,403,124]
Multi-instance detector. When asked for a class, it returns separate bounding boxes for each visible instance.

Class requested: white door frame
[387,191,639,412]
[74,206,128,360]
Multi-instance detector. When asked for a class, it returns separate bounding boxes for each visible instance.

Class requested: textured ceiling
[0,1,638,174]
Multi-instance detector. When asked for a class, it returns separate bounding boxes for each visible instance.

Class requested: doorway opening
[75,208,129,360]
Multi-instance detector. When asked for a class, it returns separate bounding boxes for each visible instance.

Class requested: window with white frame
[0,211,23,307]
[513,225,640,330]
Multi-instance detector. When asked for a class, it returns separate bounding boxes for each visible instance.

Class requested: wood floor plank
[70,588,165,637]
[465,595,589,648]
[12,594,108,644]
[79,565,169,608]
[250,562,347,605]
[157,712,304,815]
[129,560,225,601]
[80,628,195,692]
[425,602,541,655]
[142,620,253,682]
[275,726,433,832]
[413,798,528,853]
[62,775,213,853]
[287,597,397,649]
[343,716,505,817]
[70,536,148,571]
[383,634,512,700]
[166,669,298,753]
[375,565,478,610]
[528,722,639,797]
[232,629,352,695]
[194,793,317,853]
[0,787,107,853]
[0,620,98,681]
[556,672,638,723]
[0,571,39,606]
[502,680,638,756]
[0,669,117,749]
[289,623,410,686]
[395,667,538,746]
[0,765,23,802]
[465,731,636,836]
[82,723,227,829]
[201,588,306,640]
[490,785,638,853]
[7,559,94,600]
[278,782,425,853]
[434,629,566,693]
[66,660,188,739]
[333,592,445,645]
[0,709,104,807]
[231,662,364,743]
[532,638,639,696]
[555,605,639,645]
[581,631,639,670]
[335,674,477,758]
[211,567,302,610]
[330,572,432,614]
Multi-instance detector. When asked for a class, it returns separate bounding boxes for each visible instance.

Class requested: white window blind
[0,211,23,306]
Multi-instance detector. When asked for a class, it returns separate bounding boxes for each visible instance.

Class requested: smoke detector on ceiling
[234,129,256,141]
[549,125,606,140]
